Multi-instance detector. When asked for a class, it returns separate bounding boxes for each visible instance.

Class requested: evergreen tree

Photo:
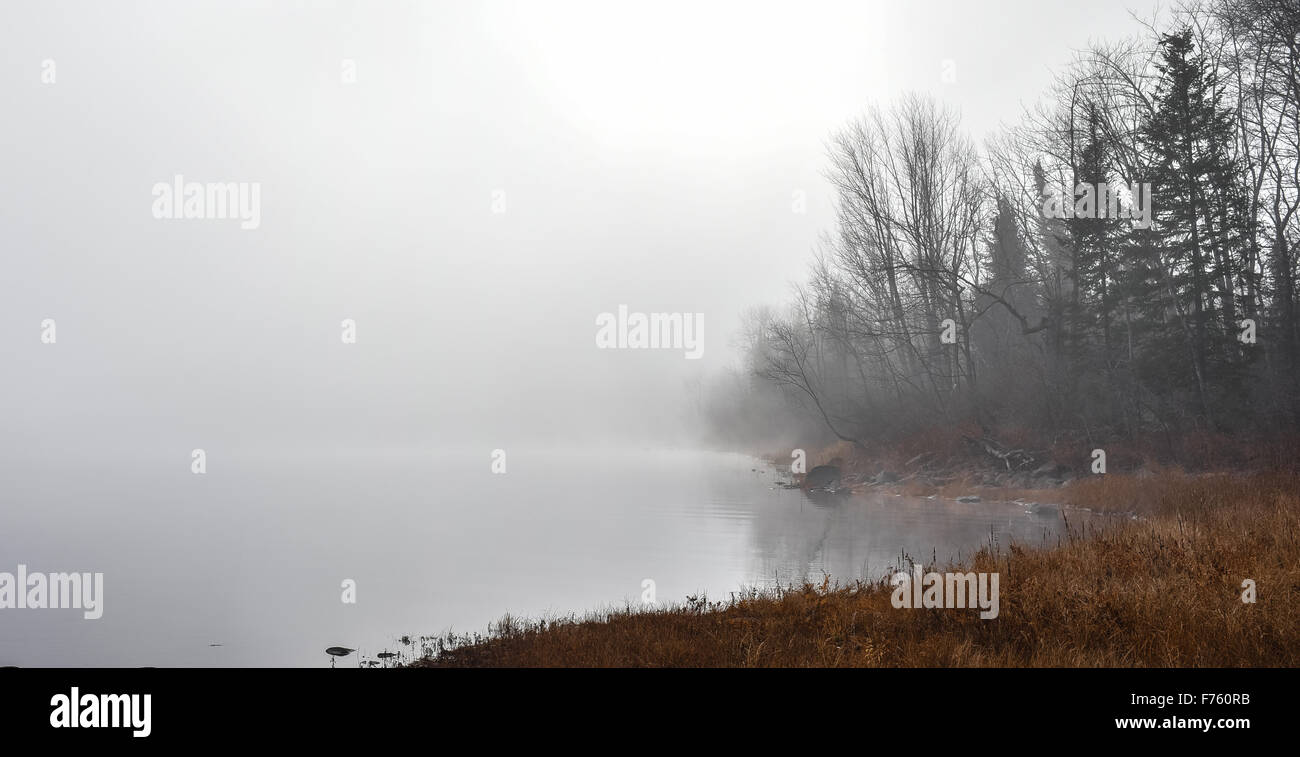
[1139,28,1249,428]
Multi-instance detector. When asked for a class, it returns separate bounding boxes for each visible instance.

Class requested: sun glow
[488,0,887,147]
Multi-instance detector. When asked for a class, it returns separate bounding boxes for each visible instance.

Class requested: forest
[706,0,1300,467]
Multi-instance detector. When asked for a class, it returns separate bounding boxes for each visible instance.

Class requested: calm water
[0,448,1074,667]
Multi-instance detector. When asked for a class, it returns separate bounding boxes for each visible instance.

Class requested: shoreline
[409,468,1300,667]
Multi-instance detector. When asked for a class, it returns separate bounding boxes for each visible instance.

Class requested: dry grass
[415,472,1300,667]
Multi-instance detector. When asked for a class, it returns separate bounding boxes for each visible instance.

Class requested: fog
[0,0,1146,456]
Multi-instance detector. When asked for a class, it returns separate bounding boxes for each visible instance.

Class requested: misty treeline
[705,0,1300,454]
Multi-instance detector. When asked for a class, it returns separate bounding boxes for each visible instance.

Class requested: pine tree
[1139,28,1250,428]
[1069,102,1127,428]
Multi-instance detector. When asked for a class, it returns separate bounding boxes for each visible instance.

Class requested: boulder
[803,464,841,490]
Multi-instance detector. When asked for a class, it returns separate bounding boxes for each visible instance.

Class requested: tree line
[707,0,1300,455]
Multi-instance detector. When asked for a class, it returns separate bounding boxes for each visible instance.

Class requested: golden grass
[414,473,1300,667]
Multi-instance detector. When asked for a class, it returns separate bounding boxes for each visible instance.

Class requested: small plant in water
[325,646,355,668]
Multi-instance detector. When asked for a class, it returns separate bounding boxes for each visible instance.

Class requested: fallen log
[962,435,1037,471]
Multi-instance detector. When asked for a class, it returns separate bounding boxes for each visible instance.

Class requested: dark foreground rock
[804,464,841,490]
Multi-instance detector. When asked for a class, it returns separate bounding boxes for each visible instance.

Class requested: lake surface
[0,447,1075,667]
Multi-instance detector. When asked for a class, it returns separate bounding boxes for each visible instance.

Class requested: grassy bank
[414,472,1299,667]
[778,431,1300,498]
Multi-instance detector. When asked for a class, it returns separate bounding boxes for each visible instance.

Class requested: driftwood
[962,435,1038,471]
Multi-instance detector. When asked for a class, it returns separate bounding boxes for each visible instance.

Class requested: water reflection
[707,462,1077,588]
[0,448,1083,666]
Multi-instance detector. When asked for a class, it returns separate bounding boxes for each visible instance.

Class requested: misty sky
[1,0,1153,452]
